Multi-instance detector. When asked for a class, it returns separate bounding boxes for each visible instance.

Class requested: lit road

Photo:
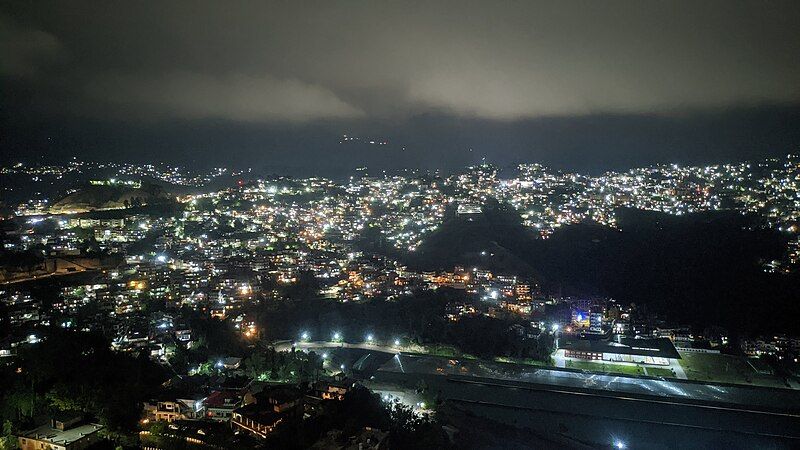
[271,342,800,447]
[274,342,800,412]
[368,354,800,449]
[379,353,800,412]
[271,340,403,354]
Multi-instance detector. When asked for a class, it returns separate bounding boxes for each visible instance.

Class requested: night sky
[2,1,800,175]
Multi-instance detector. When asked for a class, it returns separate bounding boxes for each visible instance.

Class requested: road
[369,366,800,449]
[378,353,800,412]
[271,340,403,353]
[275,341,800,411]
[271,342,800,448]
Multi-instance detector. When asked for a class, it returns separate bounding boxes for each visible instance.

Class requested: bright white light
[156,254,167,263]
[614,440,626,449]
[333,332,341,341]
[322,353,328,359]
[366,334,374,342]
[394,339,401,346]
[551,323,560,332]
[301,331,310,341]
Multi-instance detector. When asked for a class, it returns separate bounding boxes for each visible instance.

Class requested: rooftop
[21,422,103,446]
[558,335,681,359]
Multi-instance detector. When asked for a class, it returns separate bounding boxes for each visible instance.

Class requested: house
[231,386,302,439]
[313,377,355,401]
[18,415,103,450]
[149,394,207,422]
[204,390,242,422]
[222,357,242,370]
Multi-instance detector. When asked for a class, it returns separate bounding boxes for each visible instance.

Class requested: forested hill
[403,204,799,334]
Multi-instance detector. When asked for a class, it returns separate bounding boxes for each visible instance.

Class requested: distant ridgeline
[48,182,171,214]
[404,201,799,333]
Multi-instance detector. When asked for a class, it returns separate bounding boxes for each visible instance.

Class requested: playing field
[678,351,752,383]
[677,351,785,387]
[565,359,645,376]
[643,366,676,378]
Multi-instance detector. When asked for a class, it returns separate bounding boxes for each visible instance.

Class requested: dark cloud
[4,1,800,121]
[86,72,363,122]
[1,1,799,171]
[0,13,62,77]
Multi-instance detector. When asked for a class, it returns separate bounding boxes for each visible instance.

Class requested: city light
[4,9,800,448]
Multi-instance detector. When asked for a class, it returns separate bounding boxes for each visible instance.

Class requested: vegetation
[565,359,645,376]
[393,202,800,335]
[254,288,553,362]
[0,329,167,445]
[265,385,450,449]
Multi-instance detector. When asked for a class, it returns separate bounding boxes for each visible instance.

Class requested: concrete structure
[557,335,680,366]
[18,417,103,450]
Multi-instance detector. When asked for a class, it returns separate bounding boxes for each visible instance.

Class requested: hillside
[406,204,800,333]
[403,200,538,274]
[49,183,171,214]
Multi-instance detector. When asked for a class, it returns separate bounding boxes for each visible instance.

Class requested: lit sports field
[565,359,646,376]
[678,351,786,388]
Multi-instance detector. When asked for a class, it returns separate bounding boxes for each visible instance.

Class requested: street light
[366,333,374,342]
[394,339,401,346]
[301,331,310,341]
[332,331,341,341]
[614,440,626,449]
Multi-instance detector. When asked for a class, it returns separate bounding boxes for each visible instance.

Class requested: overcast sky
[2,1,799,174]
